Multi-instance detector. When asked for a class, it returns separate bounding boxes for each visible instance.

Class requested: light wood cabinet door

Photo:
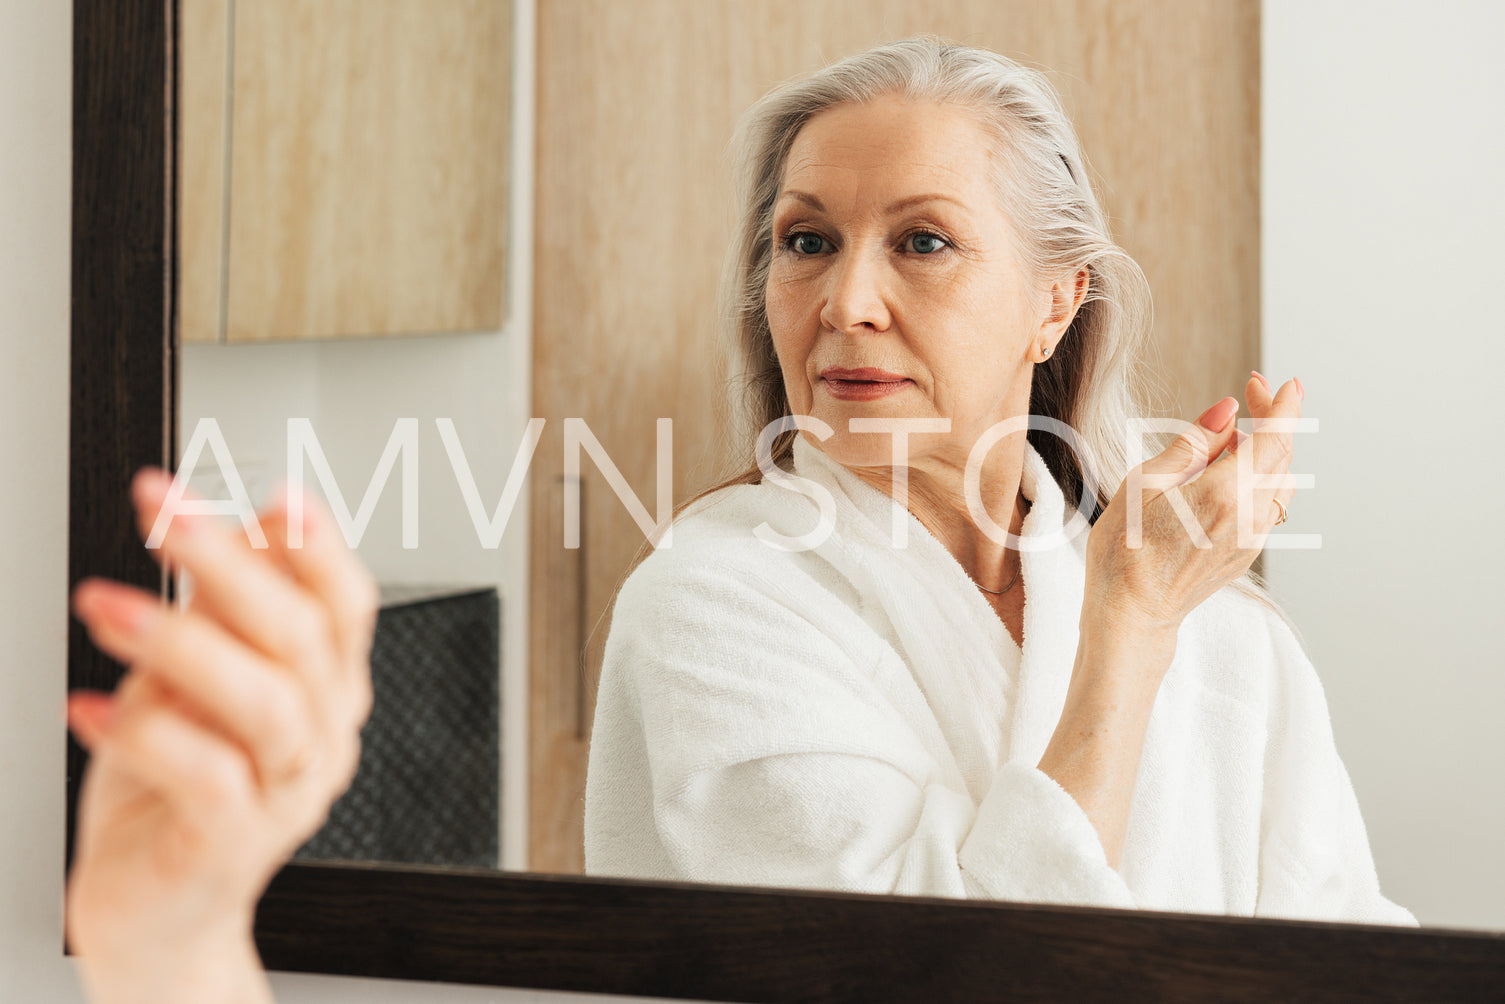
[178,0,511,343]
[530,1,1259,874]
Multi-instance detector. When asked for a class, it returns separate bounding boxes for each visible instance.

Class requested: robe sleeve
[584,545,1135,908]
[1253,610,1417,925]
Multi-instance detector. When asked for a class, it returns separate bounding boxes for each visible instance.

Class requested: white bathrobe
[584,436,1414,925]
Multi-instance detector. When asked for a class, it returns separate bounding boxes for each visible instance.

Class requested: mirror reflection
[172,0,1504,934]
[581,38,1405,925]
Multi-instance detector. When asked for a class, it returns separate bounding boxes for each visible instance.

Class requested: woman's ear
[1040,266,1090,337]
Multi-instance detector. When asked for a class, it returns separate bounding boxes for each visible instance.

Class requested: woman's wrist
[1062,628,1173,722]
[1076,602,1179,675]
[1039,615,1181,868]
[74,923,273,1004]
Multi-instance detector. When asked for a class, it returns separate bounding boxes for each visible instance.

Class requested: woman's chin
[800,431,947,473]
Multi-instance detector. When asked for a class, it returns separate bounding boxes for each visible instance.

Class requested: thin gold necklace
[971,496,1028,595]
[971,557,1020,595]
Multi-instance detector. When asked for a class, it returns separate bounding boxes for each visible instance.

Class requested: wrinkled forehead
[777,98,1002,211]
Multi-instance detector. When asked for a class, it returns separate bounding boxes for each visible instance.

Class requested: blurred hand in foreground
[66,471,377,1004]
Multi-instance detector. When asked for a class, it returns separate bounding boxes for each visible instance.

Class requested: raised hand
[65,471,378,1004]
[1084,370,1303,637]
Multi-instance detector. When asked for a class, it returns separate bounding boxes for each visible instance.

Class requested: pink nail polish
[1294,376,1305,400]
[87,581,161,635]
[67,692,119,738]
[130,467,172,507]
[1251,370,1272,393]
[1197,397,1237,432]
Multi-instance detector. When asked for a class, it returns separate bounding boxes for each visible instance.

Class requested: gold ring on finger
[1272,497,1289,526]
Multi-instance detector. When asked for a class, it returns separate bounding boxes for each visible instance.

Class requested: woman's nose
[818,250,892,334]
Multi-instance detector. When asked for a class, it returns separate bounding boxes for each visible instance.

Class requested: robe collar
[791,432,1092,768]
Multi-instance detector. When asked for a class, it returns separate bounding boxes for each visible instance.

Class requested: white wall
[0,0,75,996]
[1262,0,1505,929]
[0,1,679,1000]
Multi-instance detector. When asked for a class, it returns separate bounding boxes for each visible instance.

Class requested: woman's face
[766,95,1070,476]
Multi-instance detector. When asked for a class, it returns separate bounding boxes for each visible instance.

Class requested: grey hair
[713,34,1151,521]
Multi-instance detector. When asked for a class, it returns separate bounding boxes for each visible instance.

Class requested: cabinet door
[530,0,1259,874]
[178,0,511,343]
[179,0,232,346]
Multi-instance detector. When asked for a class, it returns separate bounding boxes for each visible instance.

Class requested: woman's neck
[847,439,1029,593]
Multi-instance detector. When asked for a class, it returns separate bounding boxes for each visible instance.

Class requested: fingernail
[67,692,118,741]
[74,580,160,635]
[1197,397,1238,432]
[130,467,172,507]
[1251,370,1272,393]
[133,469,210,539]
[1294,376,1305,400]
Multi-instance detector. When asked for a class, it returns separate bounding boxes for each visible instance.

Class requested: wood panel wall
[530,0,1259,873]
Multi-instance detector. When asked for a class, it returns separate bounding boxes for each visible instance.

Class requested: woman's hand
[65,471,378,1004]
[1084,370,1303,641]
[1038,372,1302,868]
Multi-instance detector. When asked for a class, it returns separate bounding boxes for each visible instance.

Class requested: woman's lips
[819,367,913,401]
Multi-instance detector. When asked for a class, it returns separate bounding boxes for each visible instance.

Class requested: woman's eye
[789,232,827,255]
[906,232,948,255]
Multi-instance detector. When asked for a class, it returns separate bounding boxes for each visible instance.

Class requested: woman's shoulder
[668,480,791,541]
[1173,580,1324,714]
[613,479,853,620]
[602,481,884,686]
[638,474,840,565]
[1184,580,1293,643]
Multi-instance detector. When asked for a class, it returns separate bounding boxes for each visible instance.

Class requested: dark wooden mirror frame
[66,2,1505,1000]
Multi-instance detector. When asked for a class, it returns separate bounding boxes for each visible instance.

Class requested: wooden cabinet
[178,0,511,343]
[529,0,1260,874]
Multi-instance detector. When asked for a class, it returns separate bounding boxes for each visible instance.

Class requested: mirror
[170,0,1505,928]
[69,0,1505,998]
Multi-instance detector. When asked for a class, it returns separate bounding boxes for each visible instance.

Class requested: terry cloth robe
[583,435,1415,925]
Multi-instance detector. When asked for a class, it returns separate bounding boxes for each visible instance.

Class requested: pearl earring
[1040,343,1053,361]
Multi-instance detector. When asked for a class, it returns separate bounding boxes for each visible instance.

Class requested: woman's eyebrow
[775,190,967,215]
[776,190,825,211]
[882,193,967,214]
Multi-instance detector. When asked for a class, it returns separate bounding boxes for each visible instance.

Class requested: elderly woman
[583,38,1411,923]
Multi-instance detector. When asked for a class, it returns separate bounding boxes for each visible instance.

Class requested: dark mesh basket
[295,585,500,869]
